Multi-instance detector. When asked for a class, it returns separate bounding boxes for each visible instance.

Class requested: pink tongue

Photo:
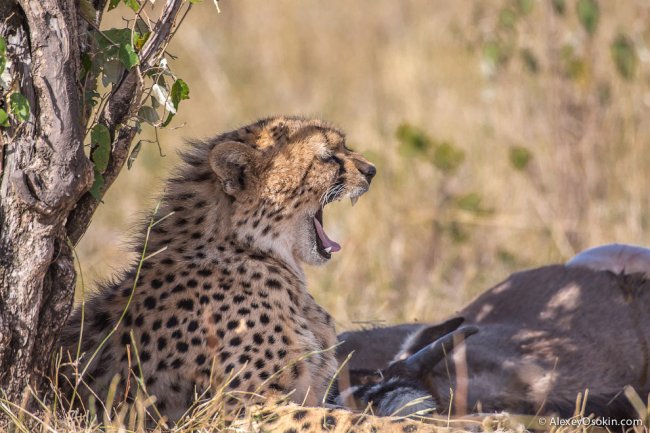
[313,217,341,252]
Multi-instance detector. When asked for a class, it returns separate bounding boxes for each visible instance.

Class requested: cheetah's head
[209,117,376,266]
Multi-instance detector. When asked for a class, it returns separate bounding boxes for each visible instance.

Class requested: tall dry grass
[79,0,650,330]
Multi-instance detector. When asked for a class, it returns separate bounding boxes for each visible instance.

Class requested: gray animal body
[337,264,650,419]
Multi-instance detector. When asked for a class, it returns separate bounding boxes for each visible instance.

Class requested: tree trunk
[0,0,93,404]
[0,0,186,411]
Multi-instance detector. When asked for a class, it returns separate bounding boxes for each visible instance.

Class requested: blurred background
[81,0,650,329]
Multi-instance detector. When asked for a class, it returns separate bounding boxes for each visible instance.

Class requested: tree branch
[66,0,185,245]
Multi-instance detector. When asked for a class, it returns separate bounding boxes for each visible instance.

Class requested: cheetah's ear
[209,141,258,196]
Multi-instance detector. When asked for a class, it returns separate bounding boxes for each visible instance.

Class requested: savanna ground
[35,0,650,431]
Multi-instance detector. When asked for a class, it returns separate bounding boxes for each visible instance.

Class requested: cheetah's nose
[354,160,377,184]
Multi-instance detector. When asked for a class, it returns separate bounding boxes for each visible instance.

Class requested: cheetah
[58,116,438,432]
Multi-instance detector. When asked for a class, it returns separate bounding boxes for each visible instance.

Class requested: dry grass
[5,365,632,433]
[48,0,650,431]
[3,374,647,432]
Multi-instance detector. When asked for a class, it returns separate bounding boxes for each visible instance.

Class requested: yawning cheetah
[59,116,439,432]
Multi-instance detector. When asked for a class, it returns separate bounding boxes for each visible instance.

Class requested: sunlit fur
[58,116,377,422]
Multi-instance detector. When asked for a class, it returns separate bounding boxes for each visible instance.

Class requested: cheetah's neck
[139,158,305,285]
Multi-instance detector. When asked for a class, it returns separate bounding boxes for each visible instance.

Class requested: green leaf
[188,0,202,3]
[123,0,140,12]
[432,142,464,173]
[134,32,150,51]
[10,93,30,122]
[0,108,9,127]
[0,36,6,75]
[611,34,637,81]
[89,167,105,201]
[138,106,159,124]
[127,140,143,170]
[118,42,139,69]
[395,123,430,156]
[101,59,124,87]
[90,123,111,173]
[96,28,132,50]
[95,28,139,69]
[171,78,190,110]
[108,0,120,10]
[156,79,190,127]
[509,146,532,171]
[577,0,599,35]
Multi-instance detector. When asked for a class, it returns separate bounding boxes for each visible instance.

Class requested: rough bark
[0,0,186,410]
[0,0,93,403]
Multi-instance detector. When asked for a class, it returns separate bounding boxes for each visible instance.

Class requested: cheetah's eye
[320,154,341,164]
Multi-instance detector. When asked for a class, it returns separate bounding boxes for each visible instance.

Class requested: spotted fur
[57,117,443,433]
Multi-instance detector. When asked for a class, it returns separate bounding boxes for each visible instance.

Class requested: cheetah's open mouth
[313,208,341,259]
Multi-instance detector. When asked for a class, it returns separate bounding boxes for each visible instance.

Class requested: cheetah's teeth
[350,196,359,207]
[324,247,332,253]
